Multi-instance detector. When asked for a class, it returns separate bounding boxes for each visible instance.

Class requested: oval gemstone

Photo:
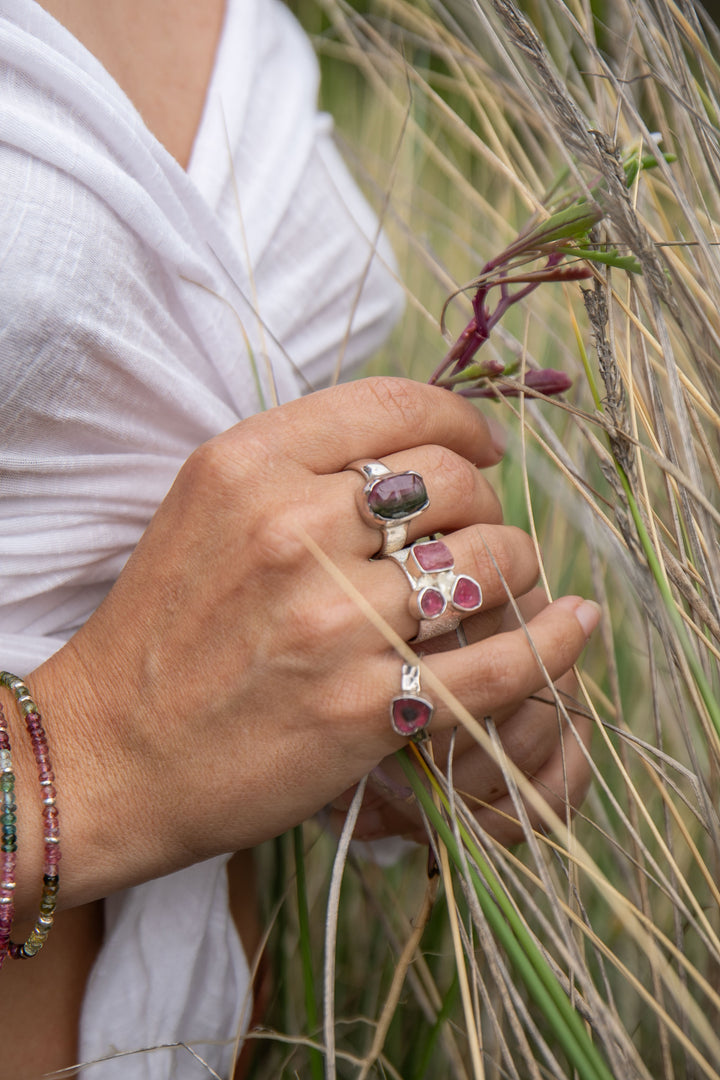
[452,575,482,611]
[412,539,454,572]
[418,587,446,618]
[391,696,433,736]
[367,472,429,521]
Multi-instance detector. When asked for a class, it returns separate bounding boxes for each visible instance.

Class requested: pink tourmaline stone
[418,587,446,618]
[391,697,432,736]
[412,540,454,572]
[452,575,482,610]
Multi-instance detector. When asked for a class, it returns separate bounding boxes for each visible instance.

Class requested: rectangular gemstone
[413,540,453,572]
[367,473,428,520]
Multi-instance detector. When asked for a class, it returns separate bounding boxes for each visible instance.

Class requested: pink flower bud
[469,368,572,398]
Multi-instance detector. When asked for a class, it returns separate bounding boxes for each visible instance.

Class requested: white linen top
[0,0,403,1074]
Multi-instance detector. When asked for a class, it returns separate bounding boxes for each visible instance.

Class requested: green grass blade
[396,751,615,1080]
[294,824,324,1080]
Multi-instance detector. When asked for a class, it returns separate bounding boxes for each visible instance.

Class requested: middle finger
[354,523,539,646]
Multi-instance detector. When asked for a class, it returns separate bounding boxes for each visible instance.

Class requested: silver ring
[345,459,429,557]
[387,539,482,642]
[391,662,433,740]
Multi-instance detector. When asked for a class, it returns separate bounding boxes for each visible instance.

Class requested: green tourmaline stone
[367,472,429,521]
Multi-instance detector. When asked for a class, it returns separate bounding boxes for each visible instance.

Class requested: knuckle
[179,428,272,502]
[470,526,538,589]
[482,650,520,703]
[481,486,504,524]
[428,446,477,503]
[291,595,359,662]
[360,376,432,433]
[507,525,540,580]
[424,446,503,523]
[250,508,309,574]
[179,437,228,491]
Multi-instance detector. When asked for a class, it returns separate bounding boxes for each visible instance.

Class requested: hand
[20,377,598,912]
[329,589,594,847]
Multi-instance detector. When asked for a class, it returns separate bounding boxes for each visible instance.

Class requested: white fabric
[0,0,403,1074]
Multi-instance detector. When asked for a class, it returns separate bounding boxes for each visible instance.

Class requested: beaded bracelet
[0,672,60,959]
[0,703,17,969]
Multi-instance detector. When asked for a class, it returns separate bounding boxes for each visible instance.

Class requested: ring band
[391,663,433,740]
[388,539,482,642]
[346,459,429,557]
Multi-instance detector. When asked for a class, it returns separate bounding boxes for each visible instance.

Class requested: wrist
[13,639,180,916]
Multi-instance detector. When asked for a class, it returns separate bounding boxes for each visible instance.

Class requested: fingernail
[486,417,507,459]
[556,595,601,637]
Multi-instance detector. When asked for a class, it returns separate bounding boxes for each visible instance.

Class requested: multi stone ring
[387,538,482,642]
[345,459,430,557]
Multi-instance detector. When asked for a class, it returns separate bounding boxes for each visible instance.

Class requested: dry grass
[246,1,720,1077]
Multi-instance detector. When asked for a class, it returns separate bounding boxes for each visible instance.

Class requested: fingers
[330,704,592,846]
[415,595,600,730]
[219,377,504,474]
[472,713,593,846]
[356,523,539,644]
[328,594,597,755]
[337,442,503,558]
[331,672,592,846]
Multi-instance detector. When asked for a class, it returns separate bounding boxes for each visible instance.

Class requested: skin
[9,376,597,910]
[1,4,598,1075]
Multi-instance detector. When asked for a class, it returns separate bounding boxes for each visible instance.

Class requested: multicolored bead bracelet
[0,672,60,960]
[0,702,18,969]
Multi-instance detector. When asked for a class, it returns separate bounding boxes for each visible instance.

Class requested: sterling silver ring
[387,538,482,642]
[345,459,429,557]
[391,662,433,740]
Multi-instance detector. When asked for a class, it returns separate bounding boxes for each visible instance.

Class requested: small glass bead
[1,672,60,963]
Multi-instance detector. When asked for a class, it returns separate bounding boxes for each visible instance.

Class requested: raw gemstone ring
[391,663,433,740]
[387,538,483,642]
[346,459,430,557]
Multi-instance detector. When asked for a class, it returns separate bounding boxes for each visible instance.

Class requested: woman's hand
[329,589,594,847]
[16,377,598,913]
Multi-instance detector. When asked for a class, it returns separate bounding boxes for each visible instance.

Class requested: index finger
[238,377,504,473]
